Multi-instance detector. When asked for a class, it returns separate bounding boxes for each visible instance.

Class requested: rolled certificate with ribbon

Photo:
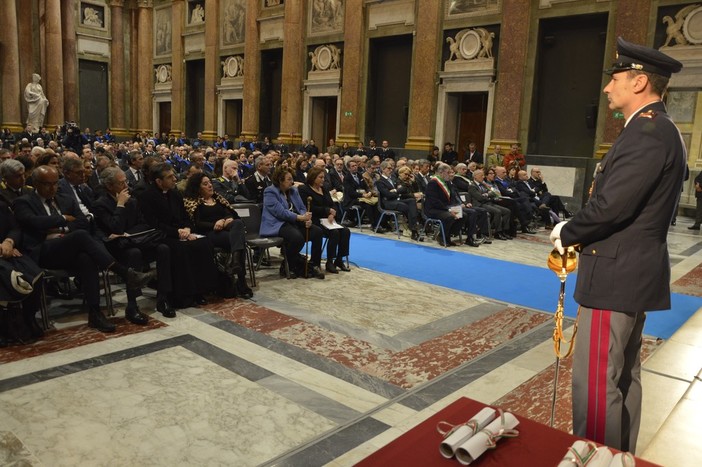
[438,407,497,459]
[557,440,613,467]
[454,411,519,465]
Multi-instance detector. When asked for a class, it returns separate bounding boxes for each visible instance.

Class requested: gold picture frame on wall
[221,0,247,48]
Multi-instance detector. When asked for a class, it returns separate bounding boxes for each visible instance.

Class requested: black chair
[231,203,290,286]
[375,196,403,239]
[340,204,363,230]
[39,269,114,329]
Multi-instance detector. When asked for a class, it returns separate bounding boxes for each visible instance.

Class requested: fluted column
[110,0,126,135]
[62,0,78,122]
[136,1,153,132]
[241,0,261,141]
[0,0,22,130]
[278,0,304,145]
[170,0,185,135]
[596,0,652,156]
[45,0,65,127]
[405,0,442,150]
[202,0,219,140]
[337,0,363,146]
[490,0,530,149]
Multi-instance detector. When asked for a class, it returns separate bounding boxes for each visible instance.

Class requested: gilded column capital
[109,0,125,7]
[135,0,153,9]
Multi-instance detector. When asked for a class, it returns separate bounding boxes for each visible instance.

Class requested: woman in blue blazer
[261,166,324,279]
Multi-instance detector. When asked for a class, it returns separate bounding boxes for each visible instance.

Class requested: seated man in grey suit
[13,166,153,332]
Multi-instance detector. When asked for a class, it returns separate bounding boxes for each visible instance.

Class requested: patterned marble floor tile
[492,337,663,432]
[0,347,336,467]
[672,261,702,297]
[0,430,40,466]
[0,317,167,365]
[370,308,551,388]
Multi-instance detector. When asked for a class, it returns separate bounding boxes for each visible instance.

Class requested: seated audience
[183,173,253,298]
[503,143,526,171]
[260,166,325,279]
[93,167,175,319]
[0,159,33,205]
[424,163,465,246]
[244,155,272,203]
[137,163,219,307]
[376,160,421,240]
[212,159,249,203]
[342,159,383,231]
[14,166,153,332]
[298,167,351,273]
[466,169,512,240]
[526,167,571,218]
[0,197,44,343]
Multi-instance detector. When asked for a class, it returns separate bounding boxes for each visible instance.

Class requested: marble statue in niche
[223,0,246,45]
[190,3,205,24]
[311,0,344,33]
[155,8,172,56]
[24,74,49,132]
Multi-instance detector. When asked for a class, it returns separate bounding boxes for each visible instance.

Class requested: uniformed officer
[550,37,685,452]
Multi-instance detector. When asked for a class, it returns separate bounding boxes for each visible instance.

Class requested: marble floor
[1,219,701,466]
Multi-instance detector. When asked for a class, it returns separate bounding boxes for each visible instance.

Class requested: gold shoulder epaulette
[637,110,657,119]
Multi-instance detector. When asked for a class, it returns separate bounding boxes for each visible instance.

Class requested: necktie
[47,199,60,216]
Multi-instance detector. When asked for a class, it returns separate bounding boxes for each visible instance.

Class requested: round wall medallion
[225,56,239,77]
[157,65,169,83]
[459,30,481,60]
[683,6,702,44]
[317,47,333,70]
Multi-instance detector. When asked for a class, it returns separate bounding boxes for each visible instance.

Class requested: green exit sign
[344,111,353,117]
[613,111,624,119]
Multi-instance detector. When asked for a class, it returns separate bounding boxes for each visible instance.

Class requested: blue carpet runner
[347,233,702,339]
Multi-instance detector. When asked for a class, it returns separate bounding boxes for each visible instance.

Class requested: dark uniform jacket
[561,101,686,312]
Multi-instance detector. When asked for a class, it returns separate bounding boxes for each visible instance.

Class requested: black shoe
[341,219,355,227]
[45,279,73,300]
[522,228,537,234]
[477,236,492,244]
[125,305,149,325]
[305,265,325,279]
[411,230,420,241]
[236,280,254,299]
[194,295,207,306]
[88,310,116,333]
[564,210,573,218]
[689,224,701,231]
[156,300,176,318]
[374,226,388,234]
[325,261,339,274]
[335,260,351,272]
[465,238,480,247]
[671,219,677,226]
[126,268,154,289]
[495,233,509,240]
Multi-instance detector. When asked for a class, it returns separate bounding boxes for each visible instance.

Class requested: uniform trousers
[572,307,645,453]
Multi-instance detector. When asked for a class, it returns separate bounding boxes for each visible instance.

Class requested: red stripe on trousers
[586,309,611,443]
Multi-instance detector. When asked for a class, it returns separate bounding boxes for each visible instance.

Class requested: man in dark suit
[58,157,96,219]
[423,163,464,246]
[376,160,420,239]
[212,159,249,203]
[328,158,346,193]
[0,159,33,205]
[93,167,174,319]
[342,159,383,231]
[550,38,685,452]
[14,166,153,332]
[124,150,145,190]
[414,160,431,193]
[379,140,395,160]
[441,142,458,165]
[465,142,483,166]
[466,169,512,240]
[244,155,272,203]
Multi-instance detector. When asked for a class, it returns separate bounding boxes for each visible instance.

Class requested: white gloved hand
[549,221,568,255]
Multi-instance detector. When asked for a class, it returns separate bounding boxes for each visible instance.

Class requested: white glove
[549,221,568,255]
